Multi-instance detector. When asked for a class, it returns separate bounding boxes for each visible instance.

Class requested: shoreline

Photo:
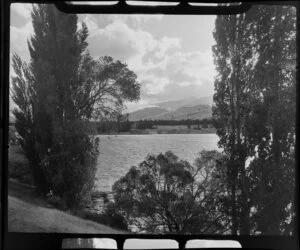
[96,129,216,136]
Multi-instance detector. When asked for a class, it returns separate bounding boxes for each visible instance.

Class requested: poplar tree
[212,5,296,235]
[246,5,296,235]
[213,12,254,234]
[11,4,140,207]
[12,4,93,204]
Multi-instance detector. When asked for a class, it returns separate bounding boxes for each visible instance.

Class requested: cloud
[142,79,214,102]
[107,14,164,26]
[10,21,33,61]
[131,49,215,106]
[87,20,158,61]
[86,18,181,70]
[154,37,181,59]
[10,3,32,19]
[9,10,216,113]
[156,50,215,81]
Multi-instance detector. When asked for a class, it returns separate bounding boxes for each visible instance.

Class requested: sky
[10,3,217,112]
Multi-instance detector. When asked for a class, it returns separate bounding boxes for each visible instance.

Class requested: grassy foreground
[8,145,125,233]
[8,180,124,233]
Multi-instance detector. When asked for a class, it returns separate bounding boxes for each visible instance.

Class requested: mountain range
[128,96,213,121]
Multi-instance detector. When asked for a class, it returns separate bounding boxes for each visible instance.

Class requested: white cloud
[10,3,32,19]
[154,37,181,59]
[124,48,215,111]
[9,11,216,113]
[141,75,169,95]
[108,14,164,26]
[87,20,157,61]
[157,50,215,81]
[10,21,33,61]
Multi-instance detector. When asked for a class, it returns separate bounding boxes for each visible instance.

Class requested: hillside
[129,104,212,121]
[8,180,124,233]
[128,107,168,121]
[154,96,213,111]
[147,104,212,120]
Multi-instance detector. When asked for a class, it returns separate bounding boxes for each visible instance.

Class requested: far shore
[96,127,216,135]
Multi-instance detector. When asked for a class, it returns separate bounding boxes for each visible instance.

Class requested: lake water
[95,134,220,192]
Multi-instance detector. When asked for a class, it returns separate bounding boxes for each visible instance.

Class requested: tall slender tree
[213,12,255,234]
[12,4,92,200]
[246,5,296,234]
[212,4,296,235]
[11,4,140,207]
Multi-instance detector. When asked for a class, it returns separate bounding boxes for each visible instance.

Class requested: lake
[95,134,220,192]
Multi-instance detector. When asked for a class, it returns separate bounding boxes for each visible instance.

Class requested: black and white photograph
[8,2,296,238]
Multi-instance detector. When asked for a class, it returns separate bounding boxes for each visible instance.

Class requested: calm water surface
[95,134,219,192]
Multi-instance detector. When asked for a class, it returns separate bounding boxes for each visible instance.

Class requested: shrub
[113,151,229,234]
[47,195,68,210]
[8,146,33,185]
[78,203,128,231]
[8,161,33,185]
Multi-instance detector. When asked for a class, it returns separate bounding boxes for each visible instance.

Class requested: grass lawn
[7,145,127,233]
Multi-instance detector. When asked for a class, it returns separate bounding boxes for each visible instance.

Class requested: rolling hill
[128,107,168,121]
[154,96,213,111]
[128,97,213,121]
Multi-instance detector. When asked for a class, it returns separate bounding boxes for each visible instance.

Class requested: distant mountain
[147,104,212,121]
[128,104,212,121]
[128,96,213,121]
[154,96,213,111]
[128,107,168,121]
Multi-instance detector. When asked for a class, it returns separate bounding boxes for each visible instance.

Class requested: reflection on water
[95,134,219,192]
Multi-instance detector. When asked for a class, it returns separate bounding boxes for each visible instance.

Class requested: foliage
[47,195,68,210]
[135,119,154,130]
[77,203,128,231]
[212,5,296,234]
[8,147,33,185]
[11,4,140,208]
[96,114,132,133]
[41,121,99,207]
[77,55,140,120]
[113,150,230,234]
[95,118,214,134]
[213,11,256,234]
[245,5,296,235]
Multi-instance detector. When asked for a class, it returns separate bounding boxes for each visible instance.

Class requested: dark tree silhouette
[113,151,230,234]
[11,4,140,208]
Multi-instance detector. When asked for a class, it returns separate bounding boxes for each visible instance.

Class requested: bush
[113,151,229,234]
[91,190,110,203]
[78,202,128,231]
[47,195,68,210]
[91,190,104,199]
[8,146,33,185]
[8,161,33,185]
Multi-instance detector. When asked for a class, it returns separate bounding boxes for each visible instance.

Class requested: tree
[212,5,296,235]
[245,5,296,235]
[113,151,230,234]
[11,4,96,206]
[213,12,255,234]
[76,55,140,120]
[11,4,140,207]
